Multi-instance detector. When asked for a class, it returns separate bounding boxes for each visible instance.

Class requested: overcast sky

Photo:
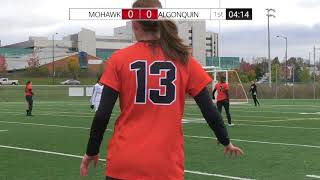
[0,0,320,62]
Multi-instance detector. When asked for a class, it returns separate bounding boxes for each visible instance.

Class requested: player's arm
[86,85,118,156]
[225,90,229,101]
[194,87,243,157]
[30,88,34,95]
[81,86,118,176]
[212,88,216,99]
[194,87,229,145]
[225,84,230,101]
[90,86,96,109]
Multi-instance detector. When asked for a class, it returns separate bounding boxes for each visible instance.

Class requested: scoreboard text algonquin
[69,8,252,21]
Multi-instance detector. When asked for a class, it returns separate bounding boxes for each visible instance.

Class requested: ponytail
[158,21,190,64]
[133,0,190,64]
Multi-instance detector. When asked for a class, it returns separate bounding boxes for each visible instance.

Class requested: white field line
[3,110,319,123]
[300,112,320,115]
[183,117,320,123]
[306,175,320,179]
[0,130,8,132]
[0,111,117,118]
[184,113,282,119]
[182,119,320,130]
[1,120,320,149]
[3,101,320,109]
[6,109,305,123]
[184,135,320,149]
[184,111,319,118]
[235,124,320,130]
[184,170,255,180]
[0,121,113,132]
[0,144,255,180]
[2,109,317,123]
[186,103,320,109]
[0,121,90,130]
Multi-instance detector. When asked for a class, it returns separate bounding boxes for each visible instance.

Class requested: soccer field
[0,99,320,180]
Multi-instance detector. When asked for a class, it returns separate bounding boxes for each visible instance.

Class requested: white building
[114,21,219,65]
[2,21,219,70]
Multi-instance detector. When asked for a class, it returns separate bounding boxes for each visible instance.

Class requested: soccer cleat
[228,123,235,127]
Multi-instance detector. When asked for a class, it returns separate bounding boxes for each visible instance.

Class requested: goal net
[204,66,248,105]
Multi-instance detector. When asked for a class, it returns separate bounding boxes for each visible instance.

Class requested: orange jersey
[100,42,211,180]
[215,82,229,101]
[25,84,32,96]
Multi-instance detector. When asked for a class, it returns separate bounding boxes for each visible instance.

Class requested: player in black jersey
[249,81,260,107]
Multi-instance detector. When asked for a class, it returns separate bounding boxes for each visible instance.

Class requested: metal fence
[0,83,319,103]
[242,83,320,99]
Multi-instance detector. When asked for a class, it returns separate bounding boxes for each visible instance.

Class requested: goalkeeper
[249,81,260,107]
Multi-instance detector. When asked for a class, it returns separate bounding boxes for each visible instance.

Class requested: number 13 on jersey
[130,61,177,105]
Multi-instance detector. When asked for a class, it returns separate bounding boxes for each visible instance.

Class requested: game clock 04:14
[226,8,252,20]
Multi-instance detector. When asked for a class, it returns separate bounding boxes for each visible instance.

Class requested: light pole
[309,52,311,66]
[276,35,288,85]
[313,46,320,99]
[266,8,276,87]
[52,33,58,85]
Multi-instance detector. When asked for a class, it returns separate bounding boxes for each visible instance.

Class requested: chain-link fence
[0,83,319,103]
[242,82,320,99]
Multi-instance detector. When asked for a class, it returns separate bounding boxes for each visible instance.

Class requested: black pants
[252,95,260,106]
[26,95,33,112]
[217,99,232,124]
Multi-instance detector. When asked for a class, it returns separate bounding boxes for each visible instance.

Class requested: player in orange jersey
[25,81,34,116]
[80,1,243,179]
[213,75,233,126]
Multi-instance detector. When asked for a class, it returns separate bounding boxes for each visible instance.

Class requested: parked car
[60,79,80,85]
[0,78,19,85]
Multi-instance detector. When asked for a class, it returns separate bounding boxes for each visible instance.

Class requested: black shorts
[26,95,33,103]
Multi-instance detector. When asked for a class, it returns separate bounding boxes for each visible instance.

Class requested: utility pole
[276,35,288,85]
[52,33,58,85]
[266,9,276,87]
[313,46,320,99]
[292,65,295,99]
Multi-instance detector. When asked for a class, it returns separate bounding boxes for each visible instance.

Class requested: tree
[27,51,40,68]
[246,69,256,81]
[272,57,280,65]
[0,55,7,75]
[298,67,311,82]
[67,56,80,79]
[253,64,264,80]
[271,64,281,83]
[239,59,252,73]
[239,73,249,83]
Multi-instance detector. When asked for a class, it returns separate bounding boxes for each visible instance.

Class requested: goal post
[204,66,249,105]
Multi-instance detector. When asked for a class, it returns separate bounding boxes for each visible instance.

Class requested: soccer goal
[204,66,249,105]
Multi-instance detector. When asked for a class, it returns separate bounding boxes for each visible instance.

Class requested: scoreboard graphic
[69,8,252,21]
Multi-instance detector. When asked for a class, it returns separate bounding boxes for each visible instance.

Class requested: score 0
[122,9,139,19]
[140,9,158,20]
